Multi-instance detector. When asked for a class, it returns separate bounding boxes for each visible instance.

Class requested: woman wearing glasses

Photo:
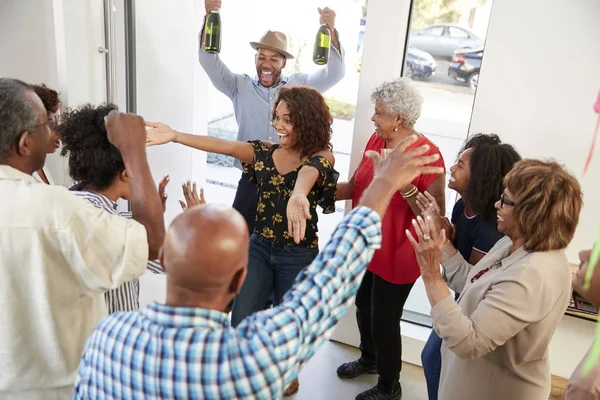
[409,159,583,400]
[32,84,61,184]
[418,134,521,400]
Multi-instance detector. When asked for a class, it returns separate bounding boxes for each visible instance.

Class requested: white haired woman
[335,78,446,400]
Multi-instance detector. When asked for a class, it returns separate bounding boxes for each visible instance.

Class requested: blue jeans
[422,330,443,400]
[422,292,459,400]
[230,233,319,327]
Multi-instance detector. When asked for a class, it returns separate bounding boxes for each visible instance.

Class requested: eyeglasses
[501,192,515,208]
[30,114,59,132]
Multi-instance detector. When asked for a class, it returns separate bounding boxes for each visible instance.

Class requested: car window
[447,27,469,39]
[422,26,444,36]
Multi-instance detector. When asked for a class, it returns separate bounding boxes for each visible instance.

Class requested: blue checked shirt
[73,206,381,399]
[72,191,164,314]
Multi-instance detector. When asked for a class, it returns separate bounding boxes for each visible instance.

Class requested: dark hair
[0,78,37,157]
[57,104,124,191]
[460,133,522,225]
[32,84,61,114]
[272,86,333,158]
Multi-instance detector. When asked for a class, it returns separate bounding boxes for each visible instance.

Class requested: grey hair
[0,78,37,157]
[371,78,423,129]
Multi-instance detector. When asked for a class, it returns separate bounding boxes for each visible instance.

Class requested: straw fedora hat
[249,31,294,59]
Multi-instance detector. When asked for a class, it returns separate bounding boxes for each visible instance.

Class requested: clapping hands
[416,192,455,242]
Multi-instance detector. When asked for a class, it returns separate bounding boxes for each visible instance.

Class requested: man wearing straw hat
[199,0,345,233]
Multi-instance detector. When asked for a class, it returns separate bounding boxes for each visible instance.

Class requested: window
[447,26,470,39]
[422,26,444,36]
[402,0,494,326]
[203,0,366,250]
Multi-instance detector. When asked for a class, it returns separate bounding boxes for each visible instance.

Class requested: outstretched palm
[145,121,176,146]
[287,194,311,245]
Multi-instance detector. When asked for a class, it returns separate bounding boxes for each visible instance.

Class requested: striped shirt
[72,191,163,313]
[73,206,382,399]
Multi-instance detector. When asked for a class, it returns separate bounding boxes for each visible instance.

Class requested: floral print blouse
[242,141,339,248]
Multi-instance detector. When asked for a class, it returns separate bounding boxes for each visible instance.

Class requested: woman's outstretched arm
[145,121,254,164]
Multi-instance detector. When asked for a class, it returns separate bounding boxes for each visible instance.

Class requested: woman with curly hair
[32,84,61,184]
[408,159,582,400]
[417,133,522,400]
[57,104,172,314]
[335,78,446,400]
[145,86,338,396]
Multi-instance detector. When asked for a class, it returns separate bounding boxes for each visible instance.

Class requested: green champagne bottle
[313,24,331,65]
[204,10,221,54]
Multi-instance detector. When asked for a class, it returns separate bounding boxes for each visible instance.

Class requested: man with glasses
[0,78,165,398]
[32,83,62,184]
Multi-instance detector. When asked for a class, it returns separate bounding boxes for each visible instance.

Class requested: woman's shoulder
[414,134,442,153]
[500,247,570,293]
[310,150,335,166]
[364,133,385,150]
[528,249,571,273]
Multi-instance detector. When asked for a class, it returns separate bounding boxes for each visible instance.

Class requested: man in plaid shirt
[73,136,443,399]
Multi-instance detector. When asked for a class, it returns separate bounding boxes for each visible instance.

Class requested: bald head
[162,204,249,310]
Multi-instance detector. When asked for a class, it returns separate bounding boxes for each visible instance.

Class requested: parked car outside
[409,24,483,59]
[405,47,436,80]
[448,47,483,89]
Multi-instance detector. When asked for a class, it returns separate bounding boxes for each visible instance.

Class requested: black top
[452,198,504,260]
[242,141,339,248]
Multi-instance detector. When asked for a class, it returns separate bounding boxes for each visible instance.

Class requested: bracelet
[401,185,418,199]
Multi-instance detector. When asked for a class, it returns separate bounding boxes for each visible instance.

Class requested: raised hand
[416,191,443,230]
[318,7,336,31]
[406,215,446,280]
[287,193,311,244]
[105,111,146,155]
[145,121,177,147]
[158,175,170,211]
[180,181,206,211]
[205,0,221,14]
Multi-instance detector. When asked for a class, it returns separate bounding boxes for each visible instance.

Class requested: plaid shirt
[73,206,382,399]
[72,191,164,313]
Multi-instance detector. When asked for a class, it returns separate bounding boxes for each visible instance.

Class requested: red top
[352,133,446,284]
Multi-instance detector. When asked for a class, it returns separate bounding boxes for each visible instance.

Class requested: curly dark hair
[459,133,522,225]
[57,104,124,191]
[272,86,333,158]
[32,84,61,114]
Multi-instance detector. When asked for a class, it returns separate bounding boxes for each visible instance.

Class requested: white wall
[0,0,107,187]
[333,0,600,378]
[61,0,108,108]
[135,0,209,307]
[0,0,61,87]
[466,0,600,378]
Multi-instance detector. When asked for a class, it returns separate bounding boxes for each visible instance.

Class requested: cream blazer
[432,236,571,400]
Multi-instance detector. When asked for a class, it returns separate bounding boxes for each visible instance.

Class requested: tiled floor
[290,340,428,400]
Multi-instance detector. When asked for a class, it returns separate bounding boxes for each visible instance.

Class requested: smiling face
[449,148,472,194]
[45,111,61,154]
[371,99,401,140]
[494,188,519,238]
[255,48,286,87]
[272,100,297,149]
